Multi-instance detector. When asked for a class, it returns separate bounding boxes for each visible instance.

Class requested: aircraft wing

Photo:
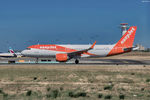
[67,41,96,58]
[132,46,139,51]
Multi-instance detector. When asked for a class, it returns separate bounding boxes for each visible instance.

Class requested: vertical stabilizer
[108,26,137,56]
[9,47,15,54]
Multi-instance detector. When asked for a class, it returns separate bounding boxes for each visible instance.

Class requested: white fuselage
[21,44,115,58]
[0,53,15,58]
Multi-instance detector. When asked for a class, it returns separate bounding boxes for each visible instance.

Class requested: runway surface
[0,57,150,65]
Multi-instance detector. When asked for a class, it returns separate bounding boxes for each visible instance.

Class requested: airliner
[21,26,137,64]
[0,47,17,58]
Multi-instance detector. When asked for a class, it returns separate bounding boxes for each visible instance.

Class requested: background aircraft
[21,26,137,64]
[0,47,21,58]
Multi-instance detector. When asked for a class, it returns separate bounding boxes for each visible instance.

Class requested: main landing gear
[75,59,79,64]
[36,58,39,64]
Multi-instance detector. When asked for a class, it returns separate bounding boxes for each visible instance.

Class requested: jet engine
[56,53,68,62]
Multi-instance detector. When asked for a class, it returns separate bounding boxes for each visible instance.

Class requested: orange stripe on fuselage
[28,45,96,56]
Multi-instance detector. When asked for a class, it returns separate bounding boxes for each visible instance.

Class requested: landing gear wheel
[36,58,39,64]
[75,59,79,64]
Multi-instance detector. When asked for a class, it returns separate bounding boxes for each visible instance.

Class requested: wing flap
[67,41,96,57]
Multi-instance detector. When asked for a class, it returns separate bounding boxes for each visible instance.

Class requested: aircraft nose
[21,50,28,56]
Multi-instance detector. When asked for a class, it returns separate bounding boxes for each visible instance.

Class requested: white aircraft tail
[9,47,17,57]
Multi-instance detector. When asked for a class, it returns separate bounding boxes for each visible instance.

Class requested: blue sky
[0,0,149,51]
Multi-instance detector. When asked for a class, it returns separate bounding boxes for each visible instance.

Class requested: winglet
[90,41,96,49]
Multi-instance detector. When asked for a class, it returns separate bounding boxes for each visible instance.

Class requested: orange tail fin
[118,26,137,48]
[108,26,137,56]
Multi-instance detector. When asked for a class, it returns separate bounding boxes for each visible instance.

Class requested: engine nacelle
[56,53,68,62]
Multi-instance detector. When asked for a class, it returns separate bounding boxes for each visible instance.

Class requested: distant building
[136,44,145,51]
[146,48,150,52]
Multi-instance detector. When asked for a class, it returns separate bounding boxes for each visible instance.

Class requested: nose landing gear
[75,59,79,64]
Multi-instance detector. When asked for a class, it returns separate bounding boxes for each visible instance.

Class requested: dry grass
[0,64,150,100]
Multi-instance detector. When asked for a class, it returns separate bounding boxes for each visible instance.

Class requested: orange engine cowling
[56,53,68,62]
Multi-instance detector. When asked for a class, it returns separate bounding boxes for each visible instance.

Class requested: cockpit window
[26,48,31,50]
